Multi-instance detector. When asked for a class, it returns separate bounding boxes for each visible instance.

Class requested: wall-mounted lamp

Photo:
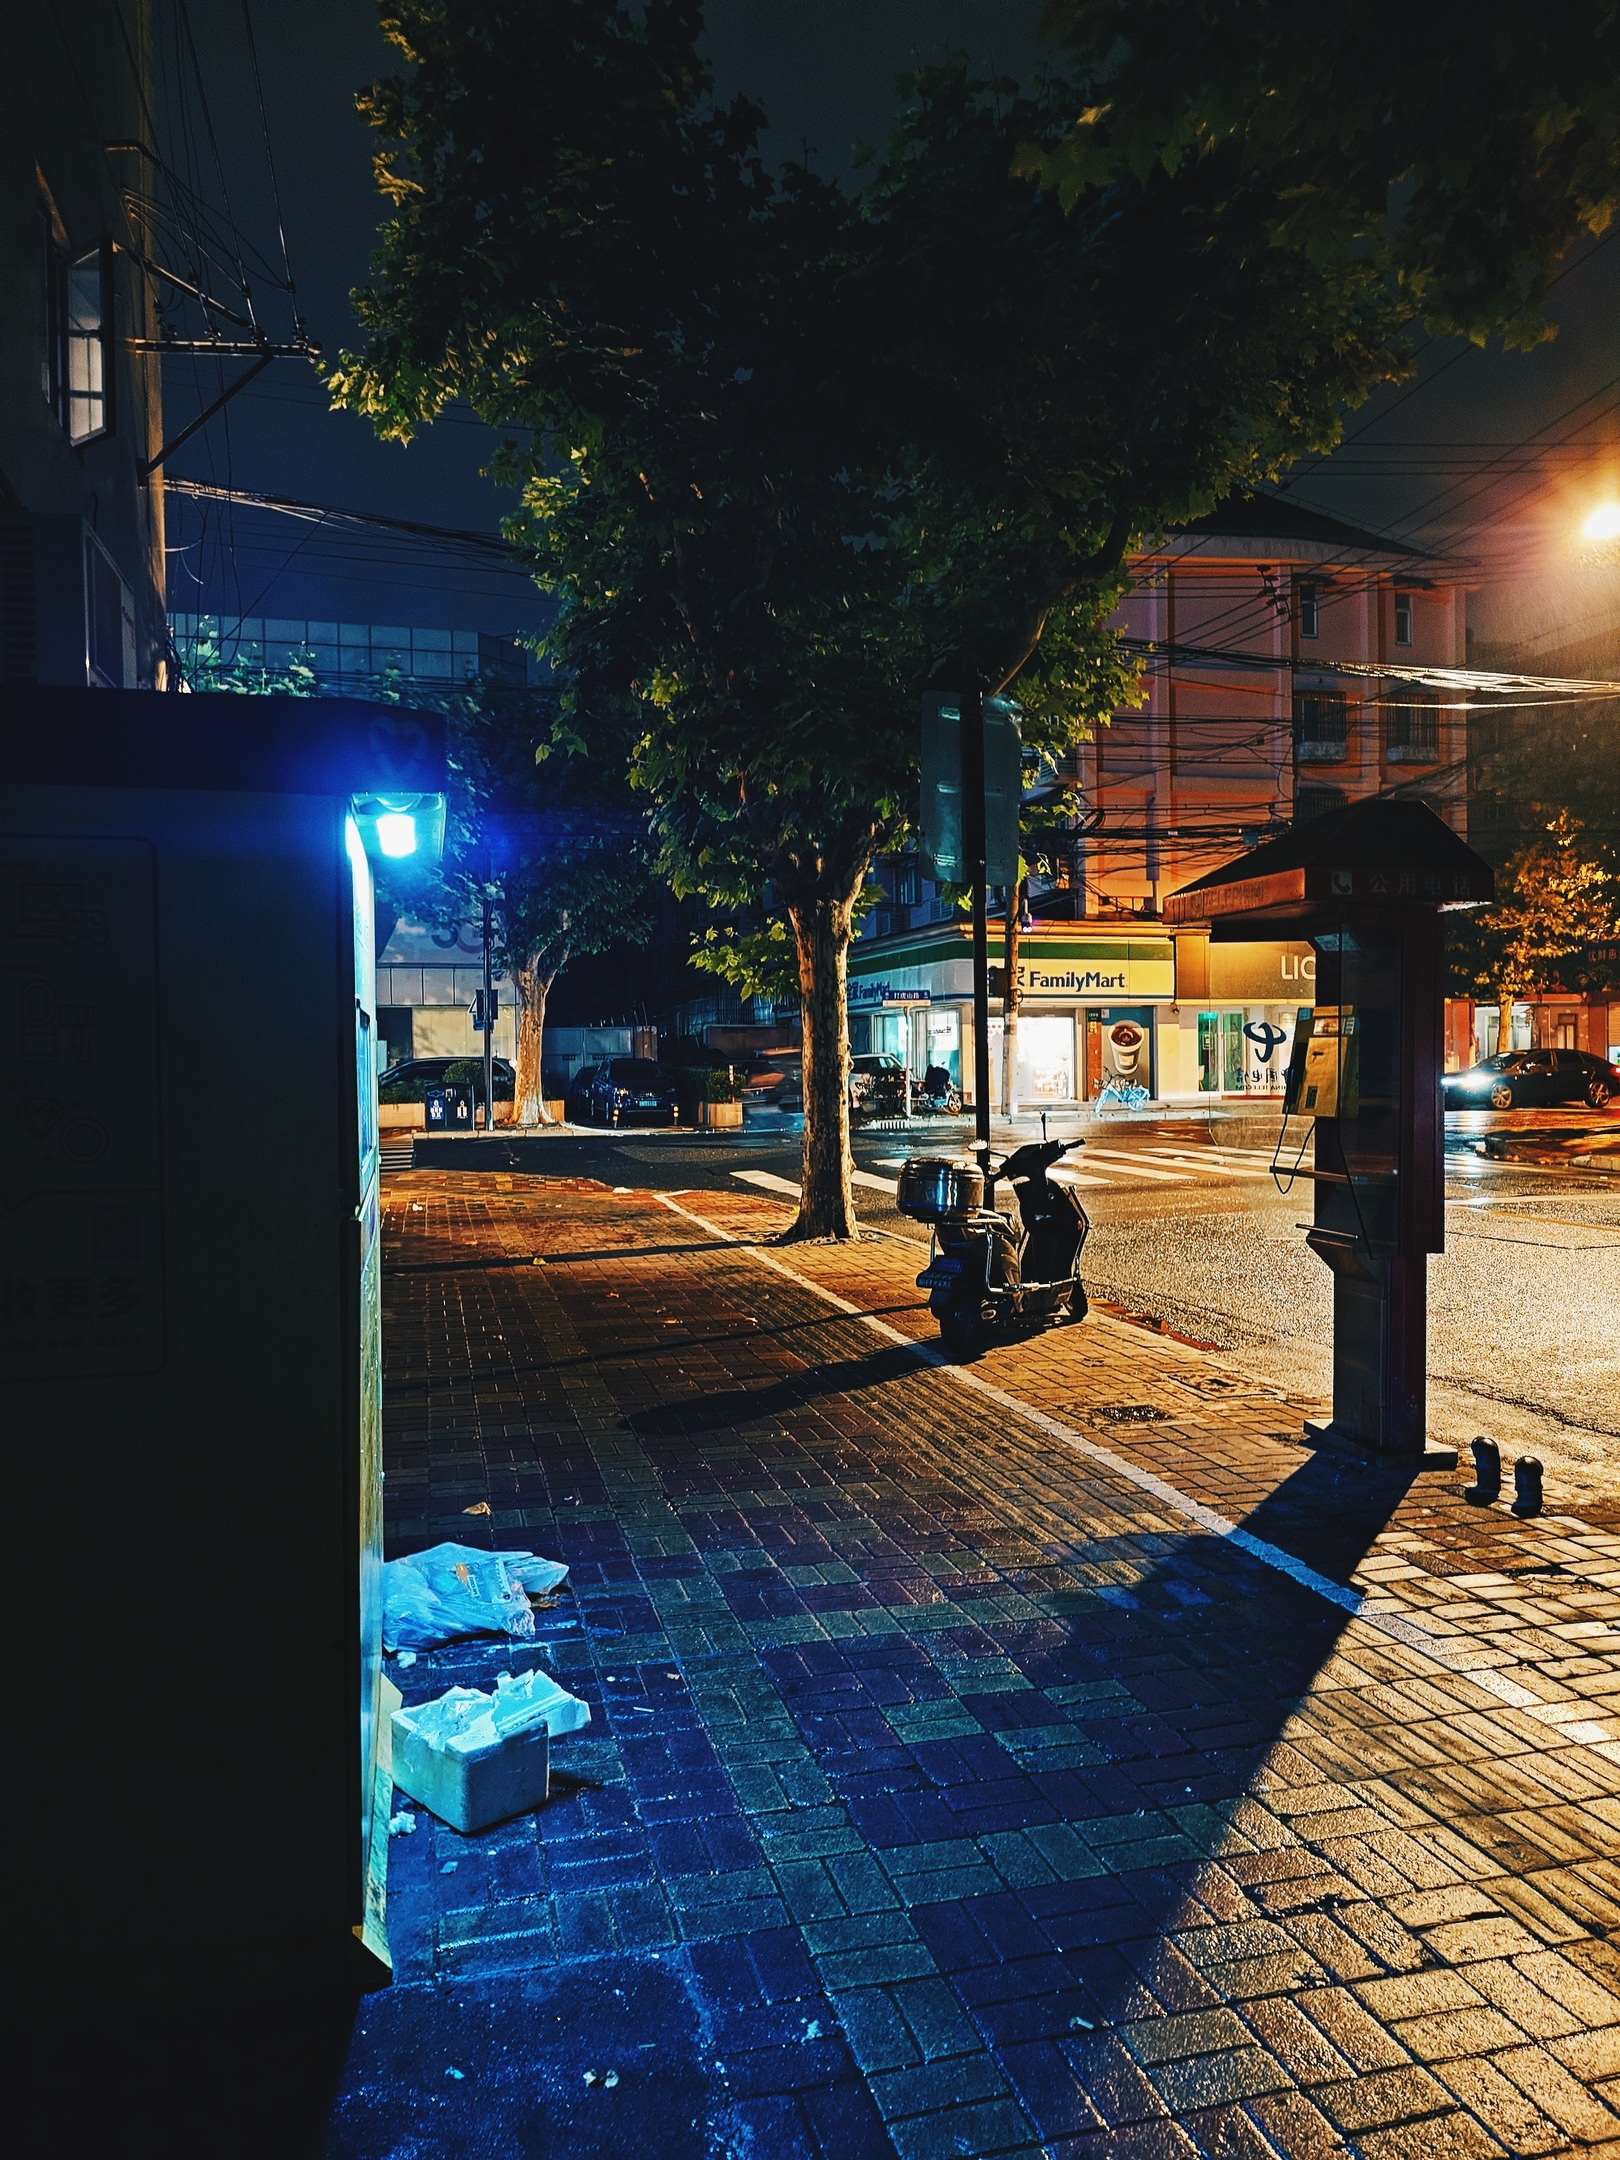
[351,791,446,864]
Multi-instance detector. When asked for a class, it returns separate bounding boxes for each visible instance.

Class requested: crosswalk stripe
[1142,1151,1263,1176]
[1071,1148,1196,1181]
[733,1170,802,1197]
[851,1169,895,1192]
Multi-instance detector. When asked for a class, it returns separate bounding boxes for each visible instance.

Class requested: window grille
[1294,690,1349,759]
[1386,699,1438,760]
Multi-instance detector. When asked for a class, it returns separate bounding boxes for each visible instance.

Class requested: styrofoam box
[390,1706,550,1834]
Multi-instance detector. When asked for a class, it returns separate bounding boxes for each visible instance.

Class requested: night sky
[161,1,1618,659]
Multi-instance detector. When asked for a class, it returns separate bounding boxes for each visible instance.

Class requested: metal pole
[961,690,992,1177]
[481,891,495,1133]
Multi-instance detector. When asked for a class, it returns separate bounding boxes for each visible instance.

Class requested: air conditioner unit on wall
[0,514,136,689]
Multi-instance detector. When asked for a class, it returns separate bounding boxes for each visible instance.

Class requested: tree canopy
[332,0,1614,1227]
[1026,0,1620,349]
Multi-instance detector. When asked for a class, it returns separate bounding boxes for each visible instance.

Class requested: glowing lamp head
[1583,502,1620,544]
[375,811,418,858]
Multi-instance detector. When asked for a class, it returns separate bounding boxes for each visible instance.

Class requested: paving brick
[1349,2113,1506,2159]
[1119,2010,1254,2066]
[1436,2055,1572,2156]
[1513,1949,1620,2027]
[1355,1971,1485,2022]
[1144,2046,1291,2113]
[357,1173,1620,2158]
[1389,2007,1529,2062]
[885,2094,1039,2159]
[868,2049,1011,2122]
[1315,2064,1456,2133]
[1490,2043,1620,2142]
[1247,2089,1352,2160]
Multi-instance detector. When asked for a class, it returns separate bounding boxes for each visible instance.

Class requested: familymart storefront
[848,922,1318,1106]
[847,923,1178,1106]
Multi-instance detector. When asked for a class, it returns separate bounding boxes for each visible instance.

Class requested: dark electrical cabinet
[2,687,444,1986]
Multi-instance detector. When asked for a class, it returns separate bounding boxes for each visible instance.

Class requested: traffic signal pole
[480,892,495,1132]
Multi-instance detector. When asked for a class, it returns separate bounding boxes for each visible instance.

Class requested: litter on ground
[381,1543,570,1650]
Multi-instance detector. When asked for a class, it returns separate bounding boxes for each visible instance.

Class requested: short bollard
[1467,1436,1501,1505]
[1512,1456,1544,1518]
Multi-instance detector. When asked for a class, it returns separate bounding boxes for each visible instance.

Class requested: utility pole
[1002,873,1024,1120]
[961,690,992,1175]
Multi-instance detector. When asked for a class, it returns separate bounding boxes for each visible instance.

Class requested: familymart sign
[849,930,1174,1002]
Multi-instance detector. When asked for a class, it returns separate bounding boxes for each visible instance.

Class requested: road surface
[414,1106,1620,1505]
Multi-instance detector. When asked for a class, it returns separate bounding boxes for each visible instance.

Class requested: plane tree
[330,0,1600,1233]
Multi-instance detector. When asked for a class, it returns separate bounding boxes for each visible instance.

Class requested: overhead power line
[1118,639,1620,698]
[164,478,532,566]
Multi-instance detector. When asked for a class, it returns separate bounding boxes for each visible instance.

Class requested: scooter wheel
[1067,1284,1089,1321]
[938,1308,985,1363]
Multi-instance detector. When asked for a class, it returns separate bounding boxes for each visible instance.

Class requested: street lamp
[1582,502,1620,543]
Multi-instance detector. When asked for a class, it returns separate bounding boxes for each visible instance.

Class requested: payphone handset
[1286,1004,1359,1119]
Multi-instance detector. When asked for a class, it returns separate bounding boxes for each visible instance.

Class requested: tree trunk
[788,888,858,1240]
[1002,878,1023,1116]
[1496,992,1514,1059]
[513,953,560,1126]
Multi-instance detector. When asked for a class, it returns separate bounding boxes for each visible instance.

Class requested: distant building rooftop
[1168,495,1431,562]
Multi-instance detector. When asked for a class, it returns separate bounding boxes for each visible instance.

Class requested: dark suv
[588,1058,678,1126]
[1443,1048,1619,1110]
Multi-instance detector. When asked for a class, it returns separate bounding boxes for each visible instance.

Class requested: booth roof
[1165,798,1495,925]
[0,684,446,797]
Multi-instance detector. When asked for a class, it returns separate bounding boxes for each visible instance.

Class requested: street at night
[6,3,1617,2156]
[415,1110,1620,1508]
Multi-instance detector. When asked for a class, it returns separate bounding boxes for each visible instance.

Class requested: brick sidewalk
[328,1171,1620,2160]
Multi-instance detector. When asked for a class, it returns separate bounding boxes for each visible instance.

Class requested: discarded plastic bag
[381,1543,570,1652]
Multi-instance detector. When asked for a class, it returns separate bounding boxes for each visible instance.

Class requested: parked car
[1443,1049,1620,1111]
[380,1056,515,1099]
[588,1057,678,1126]
[563,1064,600,1122]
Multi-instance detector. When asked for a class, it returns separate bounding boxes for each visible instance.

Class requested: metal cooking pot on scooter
[896,1139,1091,1362]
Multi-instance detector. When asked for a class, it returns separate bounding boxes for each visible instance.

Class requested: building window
[1295,784,1347,824]
[1298,582,1320,638]
[1294,690,1349,761]
[890,859,920,908]
[1393,590,1413,645]
[1386,697,1439,762]
[47,237,113,444]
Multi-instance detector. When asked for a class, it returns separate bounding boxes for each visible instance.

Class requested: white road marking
[733,1167,898,1199]
[1046,1168,1119,1189]
[1142,1152,1265,1177]
[1070,1148,1196,1181]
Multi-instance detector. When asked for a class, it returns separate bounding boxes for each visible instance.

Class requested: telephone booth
[3,684,444,1986]
[1167,800,1494,1457]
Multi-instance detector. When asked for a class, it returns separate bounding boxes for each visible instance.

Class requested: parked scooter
[895,1140,1090,1361]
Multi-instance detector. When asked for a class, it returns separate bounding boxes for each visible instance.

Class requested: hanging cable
[238,0,298,320]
